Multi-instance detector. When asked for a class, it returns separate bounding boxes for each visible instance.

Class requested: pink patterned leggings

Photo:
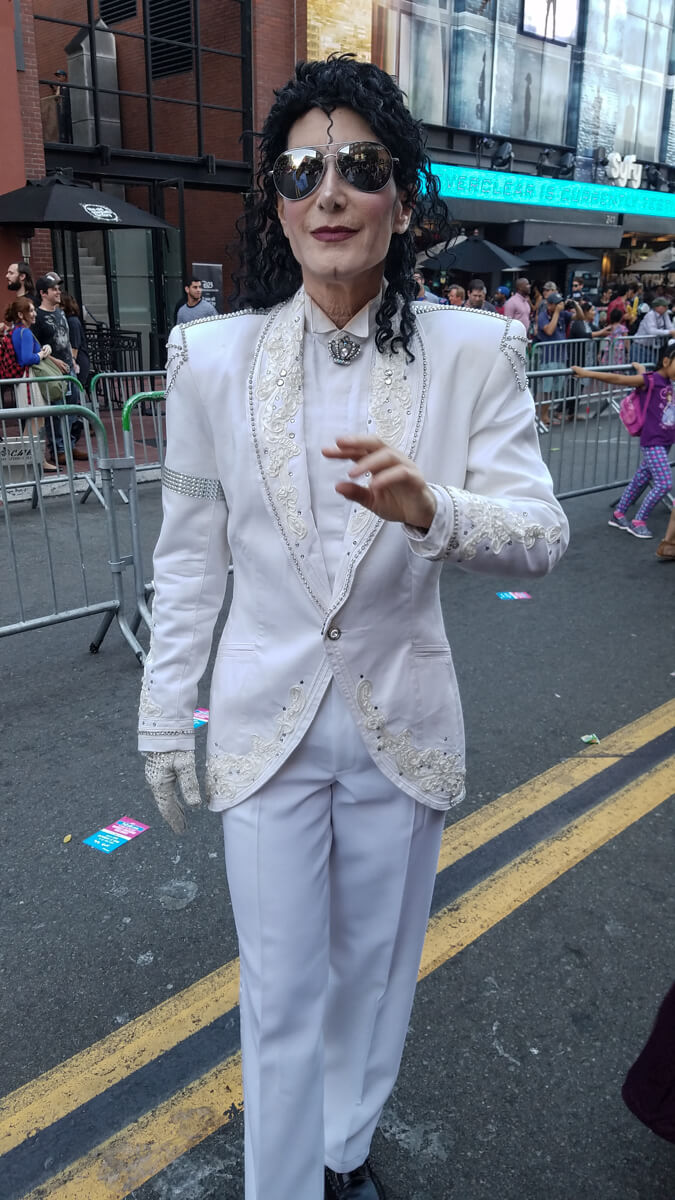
[617,445,673,522]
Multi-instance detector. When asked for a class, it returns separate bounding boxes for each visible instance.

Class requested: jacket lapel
[248,291,332,616]
[326,322,428,623]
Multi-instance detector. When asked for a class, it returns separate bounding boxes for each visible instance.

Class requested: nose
[316,155,347,210]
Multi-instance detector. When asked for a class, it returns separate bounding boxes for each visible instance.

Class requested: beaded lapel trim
[248,289,416,613]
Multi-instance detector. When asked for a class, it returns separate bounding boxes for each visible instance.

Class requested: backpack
[619,384,650,436]
[0,331,25,380]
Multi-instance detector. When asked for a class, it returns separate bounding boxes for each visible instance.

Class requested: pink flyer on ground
[103,817,150,840]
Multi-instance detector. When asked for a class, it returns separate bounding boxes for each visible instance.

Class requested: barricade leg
[97,456,146,664]
[123,426,153,636]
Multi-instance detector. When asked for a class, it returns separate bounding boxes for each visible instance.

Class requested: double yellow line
[4,699,675,1200]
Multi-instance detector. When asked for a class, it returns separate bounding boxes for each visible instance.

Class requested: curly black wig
[233,54,450,360]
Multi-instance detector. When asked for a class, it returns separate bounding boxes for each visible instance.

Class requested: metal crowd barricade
[529,333,660,375]
[529,361,673,505]
[120,390,166,642]
[0,399,145,661]
[86,370,167,505]
[0,373,91,498]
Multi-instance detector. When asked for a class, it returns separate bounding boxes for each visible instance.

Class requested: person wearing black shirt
[33,273,86,464]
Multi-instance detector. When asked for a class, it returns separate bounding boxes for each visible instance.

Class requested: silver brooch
[328,333,362,366]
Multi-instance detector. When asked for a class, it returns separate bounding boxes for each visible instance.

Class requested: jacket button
[327,626,341,641]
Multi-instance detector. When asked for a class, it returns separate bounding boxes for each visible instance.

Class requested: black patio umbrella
[0,173,174,230]
[521,240,597,264]
[421,235,528,274]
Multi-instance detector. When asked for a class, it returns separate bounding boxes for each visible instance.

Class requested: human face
[447,288,462,305]
[517,278,530,295]
[6,263,20,289]
[41,284,61,310]
[276,107,411,313]
[186,281,202,302]
[22,303,37,326]
[468,287,486,307]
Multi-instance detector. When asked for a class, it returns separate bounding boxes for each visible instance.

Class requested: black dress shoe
[325,1160,386,1199]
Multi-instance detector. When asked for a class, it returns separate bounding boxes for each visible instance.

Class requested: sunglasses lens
[337,143,393,191]
[273,149,324,200]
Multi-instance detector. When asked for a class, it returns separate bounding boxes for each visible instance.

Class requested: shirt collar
[303,287,383,338]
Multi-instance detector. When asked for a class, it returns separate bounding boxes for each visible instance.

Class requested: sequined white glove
[144,750,203,834]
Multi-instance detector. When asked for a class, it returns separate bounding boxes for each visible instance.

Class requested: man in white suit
[140,56,568,1200]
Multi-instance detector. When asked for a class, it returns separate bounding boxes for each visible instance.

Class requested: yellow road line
[3,697,674,1155]
[436,754,617,872]
[438,695,675,871]
[579,696,675,757]
[22,756,673,1200]
[19,1054,243,1200]
[420,755,674,978]
[0,961,240,1157]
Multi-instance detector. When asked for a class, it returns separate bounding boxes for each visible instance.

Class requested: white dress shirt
[303,293,377,588]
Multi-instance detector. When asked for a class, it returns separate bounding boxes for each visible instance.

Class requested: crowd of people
[1,262,91,468]
[414,268,675,344]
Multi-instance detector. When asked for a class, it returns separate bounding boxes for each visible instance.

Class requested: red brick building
[1,0,303,366]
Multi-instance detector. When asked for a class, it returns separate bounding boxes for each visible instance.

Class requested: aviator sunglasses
[272,141,398,201]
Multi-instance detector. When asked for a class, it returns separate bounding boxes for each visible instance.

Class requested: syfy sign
[605,153,643,189]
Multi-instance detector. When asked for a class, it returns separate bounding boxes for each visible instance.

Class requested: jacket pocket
[415,644,451,658]
[216,642,255,659]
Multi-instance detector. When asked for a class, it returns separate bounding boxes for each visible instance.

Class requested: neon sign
[431,162,675,220]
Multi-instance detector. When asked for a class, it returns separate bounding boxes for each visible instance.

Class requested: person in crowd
[33,273,85,466]
[444,282,465,306]
[464,278,495,311]
[623,282,641,327]
[503,276,531,333]
[175,277,216,324]
[607,285,629,319]
[597,306,630,367]
[573,343,675,539]
[412,269,436,302]
[4,295,53,456]
[6,296,52,371]
[568,276,584,300]
[637,296,674,342]
[6,261,36,305]
[536,290,568,423]
[492,291,506,313]
[139,54,568,1200]
[568,300,598,340]
[656,502,675,559]
[595,285,612,328]
[60,292,92,392]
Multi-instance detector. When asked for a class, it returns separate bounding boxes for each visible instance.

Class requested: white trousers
[222,684,444,1200]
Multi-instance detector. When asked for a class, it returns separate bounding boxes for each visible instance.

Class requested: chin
[304,247,377,281]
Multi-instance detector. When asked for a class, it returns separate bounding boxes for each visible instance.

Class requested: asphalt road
[1,482,674,1200]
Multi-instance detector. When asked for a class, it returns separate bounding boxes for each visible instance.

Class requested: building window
[99,0,137,22]
[149,0,193,78]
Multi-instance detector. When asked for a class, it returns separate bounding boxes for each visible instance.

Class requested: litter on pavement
[83,816,150,854]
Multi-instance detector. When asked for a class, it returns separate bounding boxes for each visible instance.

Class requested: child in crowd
[572,341,675,539]
[598,307,629,366]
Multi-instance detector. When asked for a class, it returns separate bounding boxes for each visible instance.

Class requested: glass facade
[309,0,675,171]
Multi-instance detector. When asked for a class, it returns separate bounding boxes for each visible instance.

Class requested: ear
[277,195,290,240]
[393,190,413,235]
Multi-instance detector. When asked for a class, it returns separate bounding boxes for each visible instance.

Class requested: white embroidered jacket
[138,289,569,813]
